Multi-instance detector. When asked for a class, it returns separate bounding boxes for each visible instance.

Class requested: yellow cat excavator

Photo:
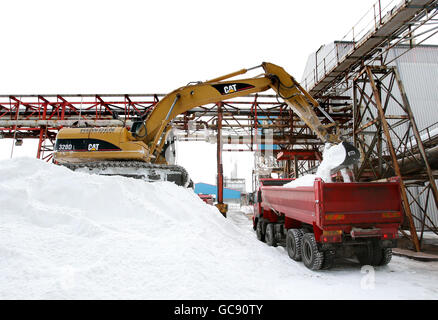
[54,62,359,187]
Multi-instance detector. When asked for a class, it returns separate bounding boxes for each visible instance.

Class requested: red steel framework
[0,94,349,205]
[0,93,349,169]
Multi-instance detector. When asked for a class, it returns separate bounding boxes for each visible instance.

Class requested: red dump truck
[198,194,215,205]
[253,178,403,270]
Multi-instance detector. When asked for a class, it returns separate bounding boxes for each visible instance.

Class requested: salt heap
[1,158,436,300]
[0,157,305,299]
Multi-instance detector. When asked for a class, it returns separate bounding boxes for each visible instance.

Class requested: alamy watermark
[360,265,375,290]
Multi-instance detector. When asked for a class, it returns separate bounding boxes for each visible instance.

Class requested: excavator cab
[130,118,146,138]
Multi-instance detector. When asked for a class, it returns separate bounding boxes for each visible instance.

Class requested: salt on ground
[1,157,437,299]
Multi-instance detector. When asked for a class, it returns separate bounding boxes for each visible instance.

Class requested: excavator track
[62,161,191,188]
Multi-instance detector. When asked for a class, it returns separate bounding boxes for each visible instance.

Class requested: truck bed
[261,178,402,232]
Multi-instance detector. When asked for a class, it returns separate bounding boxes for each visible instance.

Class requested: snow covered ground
[1,158,438,300]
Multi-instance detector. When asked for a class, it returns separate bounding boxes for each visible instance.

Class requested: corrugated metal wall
[390,45,438,131]
[301,42,338,90]
[407,181,438,230]
[387,46,438,231]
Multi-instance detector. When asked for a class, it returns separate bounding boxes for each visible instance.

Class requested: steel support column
[365,66,421,252]
[215,102,227,217]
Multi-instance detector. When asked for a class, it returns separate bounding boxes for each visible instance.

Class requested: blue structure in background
[257,116,280,151]
[194,183,241,200]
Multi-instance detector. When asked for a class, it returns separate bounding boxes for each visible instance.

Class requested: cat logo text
[88,144,100,151]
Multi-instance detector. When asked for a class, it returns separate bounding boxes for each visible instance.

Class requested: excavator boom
[53,62,359,186]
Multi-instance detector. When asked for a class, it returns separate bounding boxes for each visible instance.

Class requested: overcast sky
[0,0,404,189]
[1,0,380,93]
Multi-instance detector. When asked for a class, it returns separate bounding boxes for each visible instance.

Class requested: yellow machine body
[54,127,150,163]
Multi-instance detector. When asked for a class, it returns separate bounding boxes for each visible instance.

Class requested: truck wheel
[377,248,392,266]
[302,233,324,270]
[265,224,277,247]
[256,220,265,242]
[356,244,373,266]
[286,229,303,261]
[321,250,336,270]
[356,241,386,266]
[371,243,383,266]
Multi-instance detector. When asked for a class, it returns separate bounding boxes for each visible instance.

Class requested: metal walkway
[304,0,438,96]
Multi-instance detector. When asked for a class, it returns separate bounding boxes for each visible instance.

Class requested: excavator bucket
[329,141,361,174]
[339,141,360,167]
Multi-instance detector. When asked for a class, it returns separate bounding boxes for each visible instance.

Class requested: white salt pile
[1,157,436,300]
[0,157,313,299]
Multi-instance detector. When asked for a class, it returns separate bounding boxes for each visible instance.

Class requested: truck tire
[265,223,277,247]
[321,250,336,270]
[377,248,392,266]
[356,244,374,266]
[371,243,383,266]
[356,246,372,266]
[356,241,387,266]
[256,220,265,242]
[302,233,324,270]
[286,229,303,261]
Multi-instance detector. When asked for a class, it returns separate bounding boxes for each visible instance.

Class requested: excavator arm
[135,62,343,161]
[53,62,359,187]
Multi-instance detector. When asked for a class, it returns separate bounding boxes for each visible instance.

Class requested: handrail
[302,0,402,91]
